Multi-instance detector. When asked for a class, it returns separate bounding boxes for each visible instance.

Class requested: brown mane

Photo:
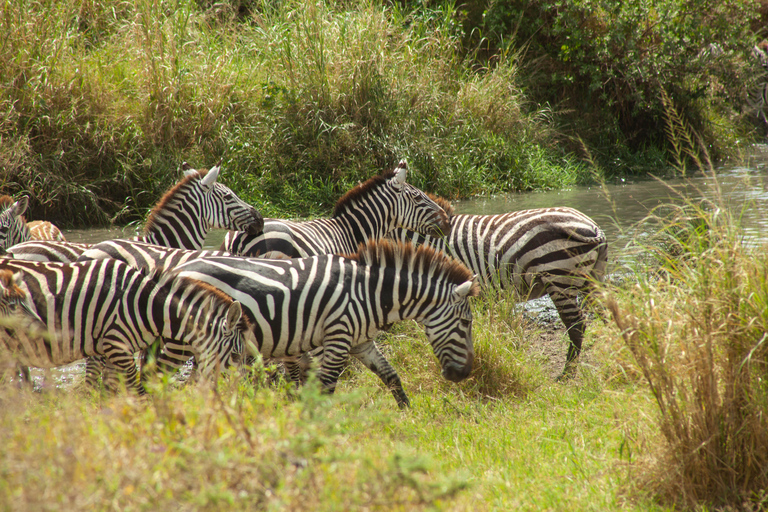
[0,196,14,210]
[343,239,479,294]
[143,168,211,236]
[332,169,397,218]
[426,193,455,219]
[172,275,252,330]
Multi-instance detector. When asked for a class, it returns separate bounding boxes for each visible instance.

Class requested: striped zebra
[220,160,450,258]
[0,258,248,394]
[390,196,608,378]
[0,196,66,253]
[86,239,478,407]
[6,161,263,262]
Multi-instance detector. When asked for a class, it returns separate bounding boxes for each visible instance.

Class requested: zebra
[0,196,66,253]
[6,162,263,386]
[6,161,263,262]
[389,195,608,378]
[220,160,450,258]
[89,239,479,407]
[0,258,249,394]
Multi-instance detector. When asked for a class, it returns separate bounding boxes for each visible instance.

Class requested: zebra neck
[332,202,392,249]
[141,210,208,249]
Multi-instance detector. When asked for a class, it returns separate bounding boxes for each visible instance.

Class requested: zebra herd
[0,159,608,406]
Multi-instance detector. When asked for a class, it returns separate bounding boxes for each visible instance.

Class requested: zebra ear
[200,164,220,189]
[13,196,29,217]
[453,280,473,301]
[226,300,243,328]
[390,160,407,190]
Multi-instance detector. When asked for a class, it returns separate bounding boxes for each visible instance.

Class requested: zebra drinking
[0,258,249,394]
[391,196,608,378]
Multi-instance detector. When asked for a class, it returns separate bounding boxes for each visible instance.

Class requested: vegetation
[2,0,765,227]
[3,185,768,509]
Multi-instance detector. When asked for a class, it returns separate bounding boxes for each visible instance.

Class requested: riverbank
[2,0,763,228]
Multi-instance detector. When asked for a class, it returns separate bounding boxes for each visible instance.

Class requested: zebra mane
[143,168,211,236]
[345,239,479,293]
[332,168,397,218]
[162,273,252,330]
[426,193,455,220]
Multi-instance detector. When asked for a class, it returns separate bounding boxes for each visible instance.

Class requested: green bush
[479,0,762,170]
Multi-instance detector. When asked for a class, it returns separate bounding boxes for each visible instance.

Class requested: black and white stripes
[392,200,607,374]
[94,239,479,407]
[0,258,248,394]
[221,160,450,258]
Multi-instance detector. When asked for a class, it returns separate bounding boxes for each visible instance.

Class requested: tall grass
[1,0,583,226]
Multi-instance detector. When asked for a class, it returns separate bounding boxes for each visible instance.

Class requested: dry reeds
[607,202,768,509]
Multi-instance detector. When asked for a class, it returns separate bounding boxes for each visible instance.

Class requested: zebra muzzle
[242,208,265,235]
[441,350,473,382]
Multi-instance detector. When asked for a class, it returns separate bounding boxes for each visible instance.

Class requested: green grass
[0,0,585,226]
[0,284,663,511]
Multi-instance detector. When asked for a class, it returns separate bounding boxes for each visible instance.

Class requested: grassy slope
[0,0,587,226]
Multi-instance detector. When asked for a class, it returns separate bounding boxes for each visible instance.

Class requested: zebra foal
[0,196,66,253]
[392,197,608,377]
[0,258,248,394]
[7,161,263,262]
[131,239,479,407]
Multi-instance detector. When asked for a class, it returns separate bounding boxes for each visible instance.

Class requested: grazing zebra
[748,42,768,130]
[0,258,248,394]
[7,161,263,262]
[220,160,450,258]
[109,239,478,407]
[391,196,608,377]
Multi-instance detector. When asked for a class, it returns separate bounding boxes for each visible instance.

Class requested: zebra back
[77,239,230,273]
[140,162,263,249]
[221,160,450,258]
[0,258,247,393]
[26,221,66,241]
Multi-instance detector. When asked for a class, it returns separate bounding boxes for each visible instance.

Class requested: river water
[62,146,768,258]
[33,146,768,389]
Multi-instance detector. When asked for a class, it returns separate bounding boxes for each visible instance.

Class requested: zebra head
[182,162,264,236]
[0,196,31,252]
[389,161,451,237]
[421,276,479,383]
[164,274,251,377]
[0,269,43,331]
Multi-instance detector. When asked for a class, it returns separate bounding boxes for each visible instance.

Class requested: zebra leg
[314,340,352,396]
[549,287,585,379]
[350,341,410,409]
[102,345,148,395]
[84,356,107,389]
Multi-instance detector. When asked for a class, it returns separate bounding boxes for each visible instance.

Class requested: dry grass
[606,201,768,510]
